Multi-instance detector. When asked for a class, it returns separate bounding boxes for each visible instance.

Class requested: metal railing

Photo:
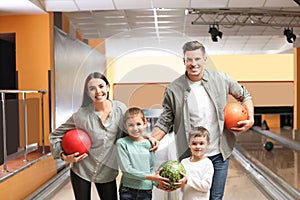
[0,89,46,172]
[251,126,300,152]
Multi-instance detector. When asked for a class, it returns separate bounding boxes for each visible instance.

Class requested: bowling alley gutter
[251,126,300,152]
[231,126,300,200]
[232,147,300,200]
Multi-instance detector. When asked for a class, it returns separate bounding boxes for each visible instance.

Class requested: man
[150,41,254,199]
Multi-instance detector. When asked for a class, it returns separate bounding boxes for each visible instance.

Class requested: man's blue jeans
[208,153,229,200]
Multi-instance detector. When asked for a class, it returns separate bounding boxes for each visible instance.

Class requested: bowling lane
[235,127,300,195]
[46,130,269,200]
[47,155,268,200]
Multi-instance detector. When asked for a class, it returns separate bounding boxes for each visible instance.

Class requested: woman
[50,72,127,200]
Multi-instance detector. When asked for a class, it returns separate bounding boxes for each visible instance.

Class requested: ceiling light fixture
[208,25,222,42]
[189,8,300,28]
[283,27,297,43]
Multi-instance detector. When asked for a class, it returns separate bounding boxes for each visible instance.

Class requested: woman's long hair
[81,72,110,107]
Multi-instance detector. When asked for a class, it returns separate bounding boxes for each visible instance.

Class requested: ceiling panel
[191,0,229,8]
[153,0,190,8]
[42,0,78,12]
[228,0,266,7]
[75,0,115,10]
[0,0,46,15]
[264,0,298,7]
[114,0,152,9]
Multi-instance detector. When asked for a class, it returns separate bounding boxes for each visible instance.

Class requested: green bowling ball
[264,141,273,151]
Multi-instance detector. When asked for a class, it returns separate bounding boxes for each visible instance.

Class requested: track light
[283,27,296,43]
[208,25,223,42]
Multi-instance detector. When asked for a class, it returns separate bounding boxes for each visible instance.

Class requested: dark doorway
[0,33,20,164]
[0,33,17,98]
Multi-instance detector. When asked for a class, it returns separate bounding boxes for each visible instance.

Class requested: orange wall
[210,54,293,81]
[294,48,300,129]
[0,14,53,146]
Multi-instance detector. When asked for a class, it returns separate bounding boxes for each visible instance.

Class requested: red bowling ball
[224,102,248,130]
[62,129,91,156]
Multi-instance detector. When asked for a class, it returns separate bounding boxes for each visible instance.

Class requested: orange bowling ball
[62,129,91,156]
[224,103,248,130]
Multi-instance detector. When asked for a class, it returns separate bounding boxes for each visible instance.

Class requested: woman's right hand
[61,152,88,163]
